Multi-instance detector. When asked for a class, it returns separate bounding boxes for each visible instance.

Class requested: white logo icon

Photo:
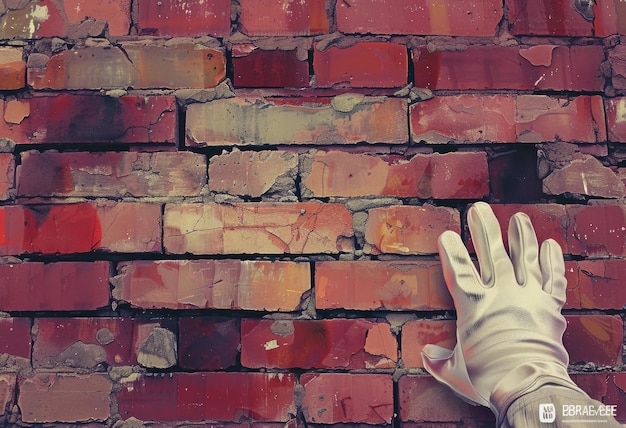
[539,403,556,423]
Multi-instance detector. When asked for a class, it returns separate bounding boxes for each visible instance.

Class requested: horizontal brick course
[239,0,329,36]
[137,0,231,37]
[0,318,31,360]
[233,48,309,88]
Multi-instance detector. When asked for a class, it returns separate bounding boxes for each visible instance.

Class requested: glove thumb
[421,343,489,407]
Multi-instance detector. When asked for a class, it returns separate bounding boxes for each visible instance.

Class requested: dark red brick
[0,95,176,145]
[301,373,393,424]
[239,0,329,36]
[576,260,626,310]
[0,261,109,311]
[0,318,31,359]
[315,260,452,310]
[566,205,626,257]
[241,319,397,369]
[563,315,623,366]
[489,147,543,203]
[606,373,626,422]
[178,317,239,370]
[506,0,594,36]
[233,48,309,88]
[401,320,456,368]
[137,0,231,37]
[314,42,407,88]
[413,45,604,92]
[117,372,295,422]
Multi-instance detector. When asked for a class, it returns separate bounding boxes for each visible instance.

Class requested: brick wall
[0,0,625,426]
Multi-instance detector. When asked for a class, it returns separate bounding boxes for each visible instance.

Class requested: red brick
[18,374,111,423]
[431,152,489,199]
[364,205,460,255]
[301,373,393,424]
[606,373,626,422]
[398,375,495,423]
[0,202,161,255]
[337,0,502,36]
[17,151,206,198]
[506,0,594,36]
[239,0,329,36]
[0,318,31,359]
[233,48,309,88]
[241,319,397,369]
[0,154,14,201]
[563,315,623,366]
[575,260,626,310]
[605,98,626,142]
[315,260,452,310]
[185,95,408,147]
[0,47,25,90]
[0,95,176,145]
[29,43,226,90]
[178,317,239,370]
[413,45,604,92]
[566,205,626,257]
[64,0,131,36]
[0,261,109,311]
[164,202,353,255]
[0,374,16,417]
[208,150,298,198]
[596,0,626,36]
[0,0,66,39]
[401,320,456,368]
[314,42,407,88]
[564,260,582,310]
[137,0,230,37]
[114,259,310,311]
[117,372,295,422]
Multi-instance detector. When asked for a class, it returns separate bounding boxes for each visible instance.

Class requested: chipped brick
[543,156,625,198]
[137,0,230,37]
[64,0,131,36]
[137,327,177,369]
[163,202,353,255]
[315,260,452,310]
[17,151,206,198]
[564,315,623,366]
[114,259,310,311]
[233,48,309,88]
[0,374,16,417]
[0,154,14,201]
[185,95,408,147]
[0,47,25,90]
[239,0,329,36]
[566,205,626,257]
[507,0,594,36]
[178,317,239,370]
[0,0,66,39]
[401,320,456,368]
[241,319,397,369]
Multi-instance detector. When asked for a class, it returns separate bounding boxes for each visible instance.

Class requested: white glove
[422,202,584,424]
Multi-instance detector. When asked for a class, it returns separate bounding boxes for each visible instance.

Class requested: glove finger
[467,202,514,286]
[438,230,483,302]
[539,238,567,305]
[508,212,542,287]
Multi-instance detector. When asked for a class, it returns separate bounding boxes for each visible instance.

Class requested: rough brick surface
[0,154,14,201]
[239,0,329,36]
[137,0,231,37]
[0,47,25,90]
[233,48,309,88]
[401,320,456,368]
[563,315,623,366]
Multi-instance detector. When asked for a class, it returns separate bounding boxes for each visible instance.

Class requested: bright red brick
[163,202,354,255]
[564,315,623,366]
[0,47,25,90]
[301,373,393,424]
[18,374,111,423]
[0,202,161,255]
[114,259,310,311]
[314,42,407,88]
[239,0,329,36]
[364,205,460,255]
[315,260,452,310]
[0,95,176,145]
[337,0,502,36]
[506,0,594,36]
[0,374,16,418]
[185,95,408,147]
[431,152,489,199]
[401,320,456,368]
[0,318,31,359]
[0,154,14,201]
[0,261,109,311]
[241,319,397,369]
[233,48,309,88]
[178,317,239,370]
[137,0,230,37]
[566,205,626,257]
[413,45,604,92]
[64,0,131,36]
[17,151,206,198]
[117,372,295,422]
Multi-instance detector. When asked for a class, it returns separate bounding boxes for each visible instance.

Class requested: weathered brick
[0,261,109,311]
[564,315,623,366]
[608,45,626,93]
[566,205,626,257]
[0,0,65,39]
[431,152,489,199]
[401,320,456,368]
[315,260,452,310]
[605,97,626,142]
[0,374,16,417]
[117,372,295,422]
[543,156,625,198]
[564,260,582,310]
[314,42,407,88]
[29,43,226,90]
[163,202,353,255]
[0,318,31,360]
[114,259,310,311]
[606,373,626,422]
[233,48,309,88]
[575,260,626,310]
[596,0,626,36]
[413,45,604,92]
[506,0,594,36]
[0,154,14,201]
[0,47,25,90]
[178,317,239,370]
[208,150,298,198]
[185,95,408,147]
[64,0,131,36]
[239,0,329,36]
[0,95,176,145]
[0,202,161,255]
[398,375,495,423]
[364,205,460,255]
[337,0,502,36]
[137,0,230,37]
[18,374,111,423]
[241,319,397,369]
[17,151,206,198]
[301,373,394,424]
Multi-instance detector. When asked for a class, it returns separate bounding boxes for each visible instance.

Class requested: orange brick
[401,320,456,368]
[0,47,25,90]
[114,259,310,311]
[315,260,452,310]
[239,0,329,36]
[163,202,353,255]
[0,153,14,201]
[564,315,623,366]
[364,205,460,255]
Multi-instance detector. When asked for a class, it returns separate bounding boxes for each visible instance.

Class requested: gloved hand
[422,202,583,424]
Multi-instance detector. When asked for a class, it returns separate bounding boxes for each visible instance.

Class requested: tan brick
[0,374,16,417]
[0,47,25,90]
[543,156,625,198]
[0,154,14,201]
